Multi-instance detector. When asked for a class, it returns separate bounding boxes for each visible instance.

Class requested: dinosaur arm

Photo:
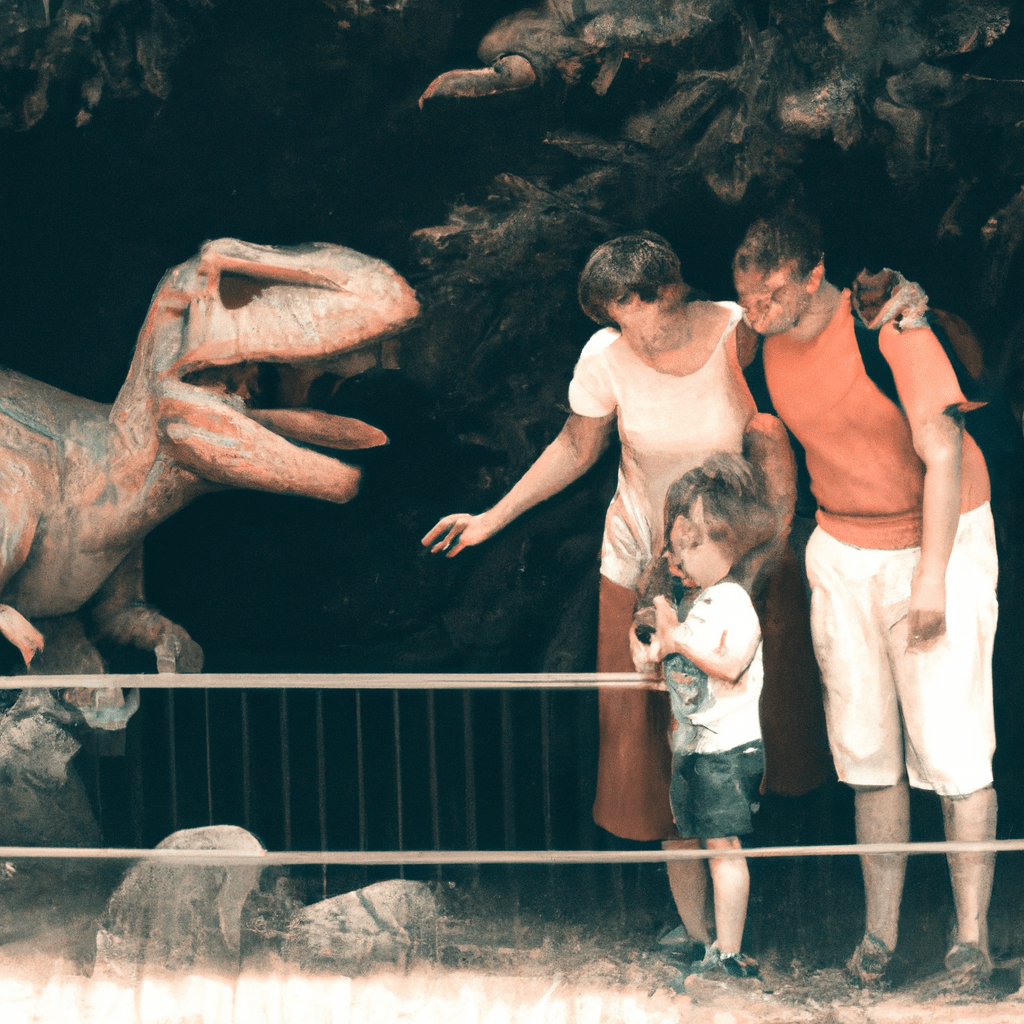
[0,605,44,668]
[90,546,203,673]
[0,469,44,666]
[419,54,537,107]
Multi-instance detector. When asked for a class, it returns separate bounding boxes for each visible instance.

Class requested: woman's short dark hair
[577,232,683,326]
[733,211,824,280]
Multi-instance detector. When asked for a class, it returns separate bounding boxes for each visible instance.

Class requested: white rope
[8,672,664,689]
[1,840,1023,865]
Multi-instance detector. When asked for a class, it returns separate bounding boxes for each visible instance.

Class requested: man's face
[733,260,818,337]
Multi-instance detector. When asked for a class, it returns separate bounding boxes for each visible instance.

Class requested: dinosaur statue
[0,237,419,728]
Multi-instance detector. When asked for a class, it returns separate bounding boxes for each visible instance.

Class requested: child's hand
[629,625,662,674]
[647,594,683,661]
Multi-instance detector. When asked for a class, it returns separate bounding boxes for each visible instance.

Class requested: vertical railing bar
[500,690,521,937]
[540,691,552,850]
[462,690,478,887]
[91,750,104,836]
[204,688,214,826]
[279,689,292,851]
[393,690,404,880]
[167,690,178,832]
[355,690,367,853]
[426,690,441,882]
[128,705,145,849]
[501,690,516,851]
[240,691,252,832]
[315,689,328,900]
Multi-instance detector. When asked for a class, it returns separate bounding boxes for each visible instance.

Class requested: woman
[422,233,804,944]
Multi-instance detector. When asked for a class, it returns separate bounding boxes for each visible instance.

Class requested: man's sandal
[945,941,992,989]
[846,933,893,987]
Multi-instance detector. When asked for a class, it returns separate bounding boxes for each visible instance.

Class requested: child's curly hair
[663,451,776,567]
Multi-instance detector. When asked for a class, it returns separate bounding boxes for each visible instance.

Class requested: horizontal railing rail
[2,841,1024,864]
[11,672,666,689]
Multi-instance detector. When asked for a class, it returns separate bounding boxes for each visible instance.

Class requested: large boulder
[93,824,265,985]
[279,879,439,974]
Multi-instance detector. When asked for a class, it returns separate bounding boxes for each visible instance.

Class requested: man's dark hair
[733,211,824,279]
[577,232,683,326]
[663,452,772,566]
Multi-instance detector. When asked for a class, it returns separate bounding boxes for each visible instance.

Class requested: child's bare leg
[664,838,713,944]
[706,836,749,954]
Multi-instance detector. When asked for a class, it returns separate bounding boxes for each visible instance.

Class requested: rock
[777,76,863,149]
[280,879,439,973]
[0,0,49,40]
[886,63,967,108]
[93,825,265,985]
[0,688,100,847]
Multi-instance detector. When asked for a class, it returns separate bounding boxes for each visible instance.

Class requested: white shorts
[600,494,655,592]
[804,503,998,797]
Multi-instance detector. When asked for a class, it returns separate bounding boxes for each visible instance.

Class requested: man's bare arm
[908,404,963,649]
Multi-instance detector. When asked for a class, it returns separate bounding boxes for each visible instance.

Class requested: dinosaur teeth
[247,408,388,451]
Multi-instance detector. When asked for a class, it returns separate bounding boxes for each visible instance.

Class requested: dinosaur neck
[106,392,219,547]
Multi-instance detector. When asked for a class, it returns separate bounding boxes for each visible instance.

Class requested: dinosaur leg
[90,545,204,674]
[24,616,138,742]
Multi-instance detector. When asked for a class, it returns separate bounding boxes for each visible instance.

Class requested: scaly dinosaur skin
[0,237,419,687]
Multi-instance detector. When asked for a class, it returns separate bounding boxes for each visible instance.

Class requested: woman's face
[608,290,662,334]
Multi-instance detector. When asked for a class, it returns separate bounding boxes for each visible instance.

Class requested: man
[732,212,998,989]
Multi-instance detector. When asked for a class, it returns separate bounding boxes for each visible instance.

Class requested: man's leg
[941,785,997,965]
[848,779,909,982]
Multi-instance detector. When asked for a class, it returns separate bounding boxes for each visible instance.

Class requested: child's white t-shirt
[664,580,763,756]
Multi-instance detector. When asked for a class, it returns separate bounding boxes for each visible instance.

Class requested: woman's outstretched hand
[421,513,492,557]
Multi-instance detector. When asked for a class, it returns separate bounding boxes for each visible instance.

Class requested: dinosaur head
[117,238,420,504]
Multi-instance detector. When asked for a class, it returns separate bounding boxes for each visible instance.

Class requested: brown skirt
[591,546,835,842]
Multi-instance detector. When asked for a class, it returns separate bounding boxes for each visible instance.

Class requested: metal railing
[7,673,1023,872]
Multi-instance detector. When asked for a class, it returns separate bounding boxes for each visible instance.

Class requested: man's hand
[421,513,493,557]
[906,572,947,651]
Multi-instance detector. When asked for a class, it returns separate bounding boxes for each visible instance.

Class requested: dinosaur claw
[0,604,44,667]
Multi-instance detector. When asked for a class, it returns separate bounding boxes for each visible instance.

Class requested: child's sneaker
[719,950,760,978]
[655,925,706,966]
[689,945,721,974]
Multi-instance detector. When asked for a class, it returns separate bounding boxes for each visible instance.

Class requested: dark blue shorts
[670,741,765,839]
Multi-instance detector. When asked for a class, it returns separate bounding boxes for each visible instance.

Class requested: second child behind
[633,452,770,978]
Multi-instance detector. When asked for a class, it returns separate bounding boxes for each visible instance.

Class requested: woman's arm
[422,411,616,557]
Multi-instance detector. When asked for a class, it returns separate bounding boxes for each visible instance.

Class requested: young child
[632,452,768,978]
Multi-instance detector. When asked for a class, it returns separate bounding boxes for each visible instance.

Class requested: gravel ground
[1,852,1022,1023]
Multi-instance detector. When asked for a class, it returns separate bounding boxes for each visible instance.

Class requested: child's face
[667,515,732,590]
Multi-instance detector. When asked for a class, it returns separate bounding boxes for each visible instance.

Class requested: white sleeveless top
[568,301,754,589]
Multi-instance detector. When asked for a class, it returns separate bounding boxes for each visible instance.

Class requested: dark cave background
[2,0,1024,964]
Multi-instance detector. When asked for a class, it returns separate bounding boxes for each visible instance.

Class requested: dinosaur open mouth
[180,361,389,451]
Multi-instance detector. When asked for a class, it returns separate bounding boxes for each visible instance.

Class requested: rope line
[2,840,1023,865]
[8,672,665,690]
